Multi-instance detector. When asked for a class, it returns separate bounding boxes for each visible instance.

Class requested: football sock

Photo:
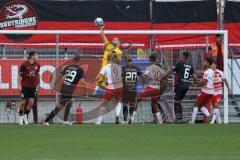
[96,107,105,124]
[45,107,61,122]
[216,109,221,123]
[156,112,162,122]
[191,107,198,123]
[157,102,164,113]
[211,108,218,123]
[201,107,210,117]
[129,106,135,120]
[24,109,30,116]
[123,105,128,121]
[115,102,122,117]
[19,110,23,116]
[174,101,182,120]
[64,104,72,121]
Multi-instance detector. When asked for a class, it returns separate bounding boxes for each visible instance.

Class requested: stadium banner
[152,0,218,48]
[224,0,240,45]
[0,0,221,48]
[0,0,151,47]
[0,59,101,96]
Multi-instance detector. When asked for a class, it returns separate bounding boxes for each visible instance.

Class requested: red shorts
[196,91,213,106]
[212,94,223,107]
[102,88,123,102]
[138,86,161,102]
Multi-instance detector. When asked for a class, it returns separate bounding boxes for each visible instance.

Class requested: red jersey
[20,61,40,88]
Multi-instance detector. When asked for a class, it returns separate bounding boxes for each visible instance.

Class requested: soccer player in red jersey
[95,52,123,125]
[18,51,40,125]
[137,54,166,124]
[190,58,214,124]
[210,61,232,124]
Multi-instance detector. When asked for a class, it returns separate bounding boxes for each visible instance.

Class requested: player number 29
[126,72,137,83]
[184,68,190,79]
[65,70,77,82]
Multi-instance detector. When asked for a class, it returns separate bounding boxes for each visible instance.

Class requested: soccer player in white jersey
[137,54,165,124]
[95,51,123,125]
[190,58,214,124]
[210,61,232,124]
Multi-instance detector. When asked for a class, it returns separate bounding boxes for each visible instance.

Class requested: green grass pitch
[0,124,240,160]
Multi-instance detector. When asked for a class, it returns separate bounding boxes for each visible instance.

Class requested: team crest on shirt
[0,0,38,41]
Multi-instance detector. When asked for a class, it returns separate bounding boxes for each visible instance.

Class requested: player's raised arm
[100,25,108,43]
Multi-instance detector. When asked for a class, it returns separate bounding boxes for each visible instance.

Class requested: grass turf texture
[0,124,240,160]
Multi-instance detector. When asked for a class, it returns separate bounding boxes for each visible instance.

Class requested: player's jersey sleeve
[219,70,226,80]
[99,66,107,75]
[203,70,208,80]
[61,66,67,77]
[36,62,40,72]
[173,62,180,72]
[78,67,85,80]
[190,65,195,75]
[143,66,150,76]
[19,63,25,77]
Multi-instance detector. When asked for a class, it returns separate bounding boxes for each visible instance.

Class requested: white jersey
[144,64,165,89]
[99,63,123,89]
[213,69,226,95]
[201,68,214,94]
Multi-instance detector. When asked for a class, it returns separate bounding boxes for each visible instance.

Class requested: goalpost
[0,30,229,124]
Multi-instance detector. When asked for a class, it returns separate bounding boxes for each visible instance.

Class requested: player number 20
[65,70,77,82]
[125,72,137,83]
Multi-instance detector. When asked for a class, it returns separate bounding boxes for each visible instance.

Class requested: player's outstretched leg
[96,100,109,125]
[23,98,35,125]
[43,104,64,125]
[63,100,73,125]
[123,104,128,122]
[151,98,162,124]
[174,100,183,123]
[18,100,27,125]
[128,104,135,124]
[115,102,122,124]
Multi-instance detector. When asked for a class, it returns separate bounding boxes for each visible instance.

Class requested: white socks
[201,107,210,117]
[192,107,210,124]
[96,107,105,125]
[115,102,122,117]
[156,112,163,124]
[191,107,198,123]
[130,111,136,121]
[211,108,221,124]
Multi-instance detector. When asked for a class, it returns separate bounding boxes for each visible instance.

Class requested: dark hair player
[43,55,86,125]
[160,52,197,123]
[18,51,40,125]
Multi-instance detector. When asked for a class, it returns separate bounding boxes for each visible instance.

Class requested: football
[94,17,104,26]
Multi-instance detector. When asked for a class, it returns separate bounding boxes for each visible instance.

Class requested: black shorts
[21,87,37,99]
[59,94,73,106]
[122,89,137,104]
[174,82,189,101]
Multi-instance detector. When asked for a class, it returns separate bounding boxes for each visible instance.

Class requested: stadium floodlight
[0,29,229,123]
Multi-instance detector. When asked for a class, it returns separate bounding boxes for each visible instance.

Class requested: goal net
[0,30,231,124]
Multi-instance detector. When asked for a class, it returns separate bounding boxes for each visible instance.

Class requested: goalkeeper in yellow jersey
[100,25,122,67]
[96,25,123,124]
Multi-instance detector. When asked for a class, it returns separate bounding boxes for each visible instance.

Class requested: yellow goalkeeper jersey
[102,40,122,67]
